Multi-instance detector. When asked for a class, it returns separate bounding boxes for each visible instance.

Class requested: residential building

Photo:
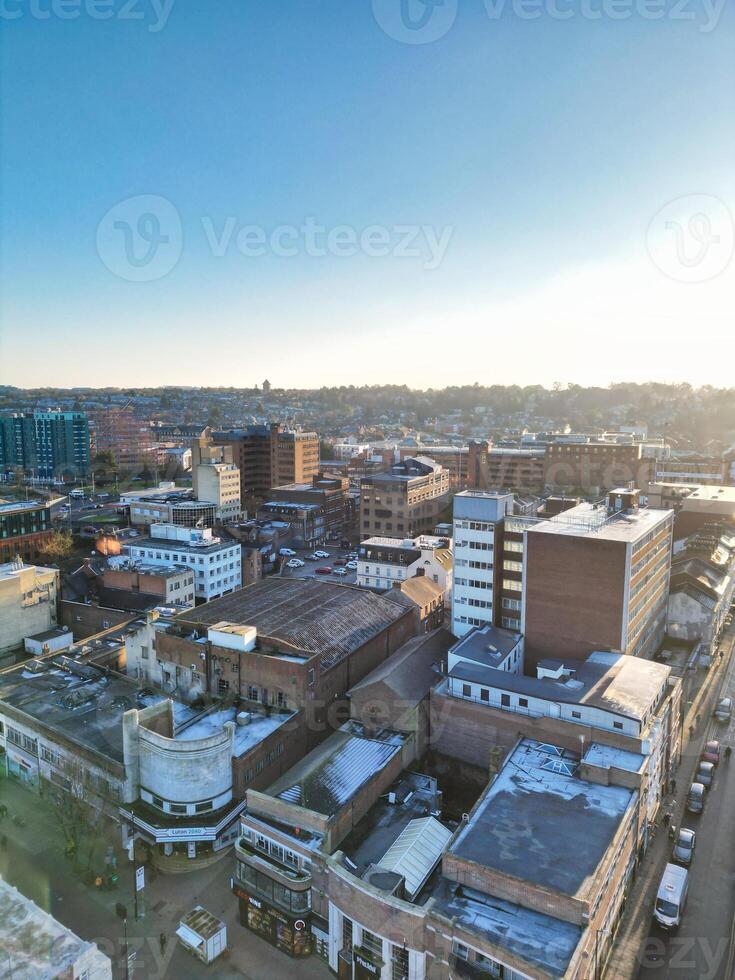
[0,410,90,478]
[359,456,450,538]
[215,423,319,508]
[0,559,59,659]
[123,524,241,602]
[391,573,446,632]
[524,488,674,668]
[358,534,452,597]
[0,498,55,564]
[191,430,242,521]
[0,878,112,979]
[452,491,511,637]
[141,578,418,751]
[89,407,153,469]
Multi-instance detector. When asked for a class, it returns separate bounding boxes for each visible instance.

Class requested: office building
[89,407,153,469]
[544,440,653,493]
[0,410,90,478]
[191,430,242,521]
[468,440,546,493]
[0,498,55,564]
[359,456,450,539]
[524,489,674,668]
[215,423,319,508]
[123,524,241,601]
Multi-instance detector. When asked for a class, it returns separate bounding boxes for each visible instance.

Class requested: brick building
[360,457,450,539]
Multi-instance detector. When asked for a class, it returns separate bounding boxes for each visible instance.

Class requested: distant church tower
[262,379,271,393]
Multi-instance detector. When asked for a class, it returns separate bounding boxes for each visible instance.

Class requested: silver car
[672,828,696,867]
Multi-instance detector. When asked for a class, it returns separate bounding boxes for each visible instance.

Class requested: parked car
[286,559,304,568]
[334,558,347,566]
[315,567,332,575]
[306,553,320,561]
[701,740,721,765]
[714,697,732,723]
[333,567,348,576]
[686,782,705,814]
[279,548,296,557]
[695,761,714,789]
[346,561,358,570]
[671,828,696,867]
[348,552,359,560]
[314,550,330,559]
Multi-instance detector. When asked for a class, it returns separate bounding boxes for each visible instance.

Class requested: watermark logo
[646,194,734,283]
[372,0,458,43]
[96,195,183,282]
[0,0,176,32]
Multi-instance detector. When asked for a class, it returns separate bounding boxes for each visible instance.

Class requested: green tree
[38,530,74,564]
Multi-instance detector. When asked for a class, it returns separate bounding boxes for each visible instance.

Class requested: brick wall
[58,600,133,639]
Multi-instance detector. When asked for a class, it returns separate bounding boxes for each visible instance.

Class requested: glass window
[361,929,382,960]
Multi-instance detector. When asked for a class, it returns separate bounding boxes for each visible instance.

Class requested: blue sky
[1,0,733,389]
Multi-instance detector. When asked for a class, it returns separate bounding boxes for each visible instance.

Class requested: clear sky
[1,0,733,389]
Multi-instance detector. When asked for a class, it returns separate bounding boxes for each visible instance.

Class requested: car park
[671,828,696,867]
[695,761,714,789]
[314,550,330,559]
[315,566,332,575]
[714,697,732,723]
[701,740,721,765]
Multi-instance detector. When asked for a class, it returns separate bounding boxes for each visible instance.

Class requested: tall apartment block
[191,431,241,522]
[0,411,90,478]
[359,456,450,539]
[451,491,513,638]
[89,407,153,469]
[524,488,674,669]
[215,424,319,508]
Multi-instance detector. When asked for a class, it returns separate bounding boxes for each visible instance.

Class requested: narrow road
[637,651,735,980]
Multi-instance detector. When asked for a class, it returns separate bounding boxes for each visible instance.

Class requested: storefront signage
[354,952,380,975]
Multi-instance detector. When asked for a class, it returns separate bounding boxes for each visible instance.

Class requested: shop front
[233,883,312,957]
[353,947,383,980]
[5,747,39,790]
[120,800,245,868]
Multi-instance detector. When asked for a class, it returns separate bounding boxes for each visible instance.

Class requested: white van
[654,863,688,930]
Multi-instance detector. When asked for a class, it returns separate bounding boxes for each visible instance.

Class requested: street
[636,650,735,980]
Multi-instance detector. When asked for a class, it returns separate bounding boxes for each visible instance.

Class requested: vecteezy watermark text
[0,0,175,32]
[372,0,726,43]
[96,195,454,281]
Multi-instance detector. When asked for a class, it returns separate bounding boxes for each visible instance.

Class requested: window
[361,929,382,960]
[195,801,213,813]
[614,721,623,730]
[169,804,187,815]
[453,942,469,961]
[518,697,528,708]
[572,710,581,719]
[480,689,489,702]
[462,684,471,697]
[500,693,510,707]
[152,796,164,809]
[392,945,409,980]
[342,916,353,953]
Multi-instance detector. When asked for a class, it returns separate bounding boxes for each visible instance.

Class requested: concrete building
[448,623,523,679]
[358,534,453,598]
[0,878,112,979]
[654,451,726,486]
[191,430,242,522]
[468,441,546,494]
[543,440,653,493]
[264,474,351,545]
[126,490,217,529]
[23,626,74,656]
[645,482,735,539]
[0,410,90,479]
[360,457,450,539]
[215,424,320,509]
[0,497,55,564]
[0,559,59,660]
[123,524,241,602]
[524,489,674,669]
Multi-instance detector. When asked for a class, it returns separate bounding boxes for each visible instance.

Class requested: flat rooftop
[530,501,671,543]
[0,878,105,980]
[176,706,296,758]
[267,722,406,818]
[0,657,195,764]
[430,879,582,978]
[449,739,635,898]
[0,562,55,582]
[583,742,646,773]
[449,625,521,669]
[685,485,735,503]
[177,577,411,670]
[448,650,670,723]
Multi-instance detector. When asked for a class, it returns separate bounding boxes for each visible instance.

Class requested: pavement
[0,778,331,980]
[604,624,735,980]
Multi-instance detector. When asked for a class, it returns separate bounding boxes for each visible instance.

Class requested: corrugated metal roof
[377,816,452,899]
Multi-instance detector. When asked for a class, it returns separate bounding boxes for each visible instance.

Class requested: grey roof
[25,628,69,643]
[449,650,669,722]
[449,739,635,898]
[431,879,582,978]
[178,578,411,671]
[449,625,522,668]
[378,816,452,899]
[267,724,405,817]
[348,629,452,706]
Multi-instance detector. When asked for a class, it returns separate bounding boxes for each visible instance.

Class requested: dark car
[695,761,715,789]
[672,828,696,867]
[334,558,347,566]
[701,740,721,766]
[315,566,332,575]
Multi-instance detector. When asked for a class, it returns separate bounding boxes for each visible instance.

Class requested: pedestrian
[159,932,167,956]
[670,778,677,794]
[0,834,7,850]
